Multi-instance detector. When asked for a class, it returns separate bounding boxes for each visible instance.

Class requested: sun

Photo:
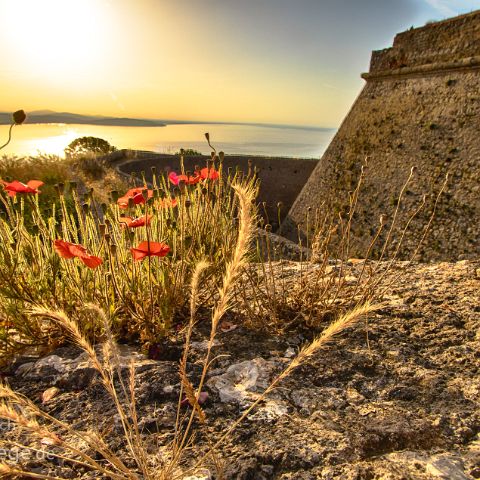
[0,0,110,85]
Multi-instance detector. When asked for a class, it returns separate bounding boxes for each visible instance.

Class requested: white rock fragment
[208,357,277,404]
[182,469,211,480]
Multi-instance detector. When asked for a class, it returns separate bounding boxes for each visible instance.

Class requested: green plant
[0,153,258,364]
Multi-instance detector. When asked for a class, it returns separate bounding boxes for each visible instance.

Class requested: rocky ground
[1,260,480,479]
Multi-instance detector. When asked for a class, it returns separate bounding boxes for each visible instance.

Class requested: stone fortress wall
[283,10,480,261]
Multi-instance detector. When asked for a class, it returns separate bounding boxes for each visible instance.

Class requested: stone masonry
[283,10,480,261]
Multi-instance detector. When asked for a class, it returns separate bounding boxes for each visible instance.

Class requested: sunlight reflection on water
[1,123,336,159]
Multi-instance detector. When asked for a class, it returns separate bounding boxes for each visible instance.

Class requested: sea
[0,123,336,159]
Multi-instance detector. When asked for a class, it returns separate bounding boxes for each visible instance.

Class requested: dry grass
[240,164,446,333]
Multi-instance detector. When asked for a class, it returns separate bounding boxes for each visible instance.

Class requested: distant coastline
[0,110,334,132]
[0,111,167,128]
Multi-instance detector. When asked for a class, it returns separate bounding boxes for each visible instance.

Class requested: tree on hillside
[65,136,117,157]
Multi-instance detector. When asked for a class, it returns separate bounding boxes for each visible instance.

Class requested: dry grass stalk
[191,302,378,472]
[167,182,256,476]
[15,307,145,479]
[243,165,443,332]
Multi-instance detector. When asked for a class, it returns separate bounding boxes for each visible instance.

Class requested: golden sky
[0,0,478,127]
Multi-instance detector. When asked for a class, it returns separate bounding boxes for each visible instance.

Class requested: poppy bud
[105,219,111,228]
[12,110,26,125]
[277,201,283,210]
[110,190,119,202]
[104,233,111,242]
[99,224,106,236]
[204,132,210,142]
[185,199,192,209]
[82,203,90,213]
[265,224,272,232]
[219,151,224,162]
[109,243,117,255]
[210,151,216,160]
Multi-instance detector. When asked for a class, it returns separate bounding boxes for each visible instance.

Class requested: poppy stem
[0,123,14,151]
[145,203,155,325]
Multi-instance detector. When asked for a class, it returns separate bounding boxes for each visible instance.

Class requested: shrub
[174,148,202,156]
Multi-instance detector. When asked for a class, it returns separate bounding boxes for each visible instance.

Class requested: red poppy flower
[2,180,44,197]
[119,214,152,228]
[117,187,153,209]
[54,239,103,269]
[168,172,201,186]
[131,241,170,261]
[200,167,220,181]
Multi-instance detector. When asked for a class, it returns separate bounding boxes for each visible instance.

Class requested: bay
[0,123,336,159]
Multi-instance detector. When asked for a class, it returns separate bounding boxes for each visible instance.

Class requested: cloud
[423,0,480,17]
[423,0,456,16]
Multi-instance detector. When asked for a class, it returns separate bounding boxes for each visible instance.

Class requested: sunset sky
[0,0,479,127]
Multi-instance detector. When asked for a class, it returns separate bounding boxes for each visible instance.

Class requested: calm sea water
[0,123,336,159]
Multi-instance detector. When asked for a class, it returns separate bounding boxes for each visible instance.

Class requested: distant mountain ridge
[0,111,333,131]
[0,111,167,127]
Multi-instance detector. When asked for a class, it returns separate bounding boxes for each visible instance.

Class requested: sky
[0,0,479,127]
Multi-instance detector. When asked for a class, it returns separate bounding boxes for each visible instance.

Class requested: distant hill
[0,111,334,132]
[0,111,166,127]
